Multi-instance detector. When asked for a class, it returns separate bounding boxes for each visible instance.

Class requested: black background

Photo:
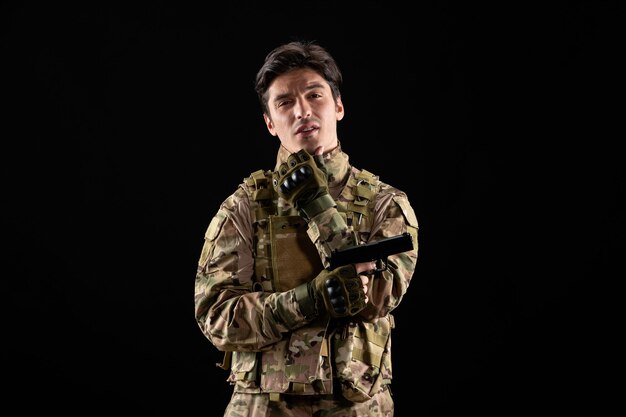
[2,1,623,416]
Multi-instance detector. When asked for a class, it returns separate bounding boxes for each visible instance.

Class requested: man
[194,40,419,416]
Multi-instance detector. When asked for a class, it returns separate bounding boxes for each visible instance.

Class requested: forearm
[195,283,314,352]
[358,250,417,320]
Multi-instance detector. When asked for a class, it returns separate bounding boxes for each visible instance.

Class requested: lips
[295,124,318,134]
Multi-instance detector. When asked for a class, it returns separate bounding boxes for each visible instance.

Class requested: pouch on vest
[269,215,324,292]
[333,315,393,402]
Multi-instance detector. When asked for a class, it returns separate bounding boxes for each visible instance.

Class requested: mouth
[295,124,319,135]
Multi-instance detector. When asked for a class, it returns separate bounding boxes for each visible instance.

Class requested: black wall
[3,2,622,416]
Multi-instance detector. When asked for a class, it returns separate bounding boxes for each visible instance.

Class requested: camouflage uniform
[195,144,419,416]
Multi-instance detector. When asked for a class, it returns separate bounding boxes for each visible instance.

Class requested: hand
[309,264,368,318]
[272,148,331,213]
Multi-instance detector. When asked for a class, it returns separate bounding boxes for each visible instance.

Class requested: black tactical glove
[295,264,367,319]
[272,149,335,219]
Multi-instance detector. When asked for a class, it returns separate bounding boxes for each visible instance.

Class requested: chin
[299,141,317,152]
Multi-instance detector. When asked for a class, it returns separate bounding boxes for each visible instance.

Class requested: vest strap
[216,351,232,370]
[352,346,382,369]
[269,392,281,402]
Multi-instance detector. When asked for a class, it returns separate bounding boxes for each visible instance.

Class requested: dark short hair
[255,40,343,115]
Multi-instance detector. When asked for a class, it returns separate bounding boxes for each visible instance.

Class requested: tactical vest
[243,167,381,293]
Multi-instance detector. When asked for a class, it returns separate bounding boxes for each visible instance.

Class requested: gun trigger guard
[374,257,389,273]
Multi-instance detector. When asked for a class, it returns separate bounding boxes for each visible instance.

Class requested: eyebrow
[272,82,326,103]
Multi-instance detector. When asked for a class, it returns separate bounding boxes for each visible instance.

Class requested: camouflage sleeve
[194,188,313,352]
[358,187,419,321]
[305,207,357,268]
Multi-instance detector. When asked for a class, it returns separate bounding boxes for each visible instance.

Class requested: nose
[295,98,311,119]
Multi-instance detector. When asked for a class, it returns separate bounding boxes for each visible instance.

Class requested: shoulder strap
[244,169,276,220]
[341,168,381,230]
[242,169,276,292]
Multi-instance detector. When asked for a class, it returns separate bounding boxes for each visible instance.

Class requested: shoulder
[240,169,274,198]
[349,166,408,200]
[214,168,272,213]
[350,166,418,228]
[379,180,418,228]
[204,169,270,240]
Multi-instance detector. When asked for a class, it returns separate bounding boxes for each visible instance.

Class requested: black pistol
[328,232,414,272]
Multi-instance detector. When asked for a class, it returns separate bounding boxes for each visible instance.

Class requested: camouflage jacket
[194,144,419,402]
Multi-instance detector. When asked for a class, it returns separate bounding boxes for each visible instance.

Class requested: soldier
[194,40,419,416]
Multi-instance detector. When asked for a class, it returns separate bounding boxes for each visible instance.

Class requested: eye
[277,99,292,108]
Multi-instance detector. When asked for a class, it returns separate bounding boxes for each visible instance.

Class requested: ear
[335,96,345,121]
[263,113,277,136]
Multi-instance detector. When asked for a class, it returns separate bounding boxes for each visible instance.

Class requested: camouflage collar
[275,142,351,194]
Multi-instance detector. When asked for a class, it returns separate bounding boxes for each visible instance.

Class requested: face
[263,68,344,155]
